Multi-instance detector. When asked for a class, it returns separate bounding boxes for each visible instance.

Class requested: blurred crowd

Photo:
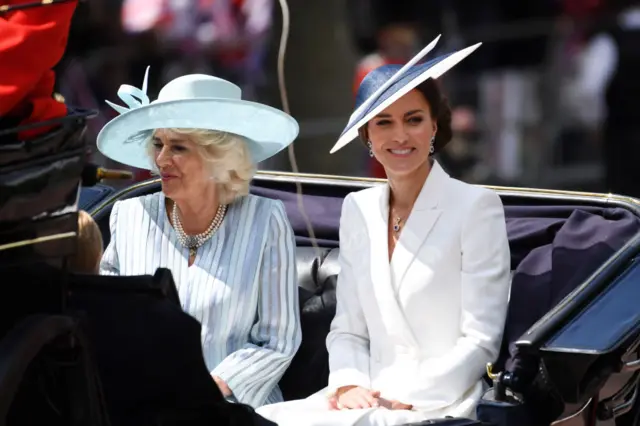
[346,0,640,197]
[55,0,640,197]
[55,0,275,181]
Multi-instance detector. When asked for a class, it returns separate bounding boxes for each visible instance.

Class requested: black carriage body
[83,172,640,426]
[0,111,96,268]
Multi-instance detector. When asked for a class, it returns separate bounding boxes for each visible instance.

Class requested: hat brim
[330,42,481,154]
[96,97,299,170]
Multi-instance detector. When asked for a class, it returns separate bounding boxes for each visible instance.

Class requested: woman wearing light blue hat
[96,69,302,410]
[257,37,511,426]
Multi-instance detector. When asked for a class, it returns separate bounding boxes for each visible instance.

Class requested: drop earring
[429,135,435,155]
[367,141,374,158]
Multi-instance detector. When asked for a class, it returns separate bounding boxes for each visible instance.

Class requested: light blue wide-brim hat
[330,35,481,154]
[96,68,299,170]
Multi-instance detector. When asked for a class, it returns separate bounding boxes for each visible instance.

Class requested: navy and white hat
[330,35,481,154]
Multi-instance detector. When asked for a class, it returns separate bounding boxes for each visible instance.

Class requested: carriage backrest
[86,178,640,401]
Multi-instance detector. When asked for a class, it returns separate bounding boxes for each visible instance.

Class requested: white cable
[275,0,320,253]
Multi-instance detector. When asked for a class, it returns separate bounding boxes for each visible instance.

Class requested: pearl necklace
[172,202,227,258]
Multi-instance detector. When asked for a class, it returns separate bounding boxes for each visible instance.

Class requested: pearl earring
[367,141,374,158]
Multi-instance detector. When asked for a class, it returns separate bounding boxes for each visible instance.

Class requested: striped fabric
[100,192,302,408]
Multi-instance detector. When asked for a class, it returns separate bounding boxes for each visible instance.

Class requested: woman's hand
[212,375,232,397]
[328,386,381,410]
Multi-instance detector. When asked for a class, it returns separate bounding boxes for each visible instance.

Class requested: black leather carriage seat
[89,184,640,404]
[278,247,338,400]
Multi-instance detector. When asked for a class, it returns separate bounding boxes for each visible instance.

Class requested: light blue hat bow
[96,67,299,170]
[105,66,151,115]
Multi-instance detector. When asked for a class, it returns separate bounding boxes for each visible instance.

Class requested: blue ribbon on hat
[105,66,151,115]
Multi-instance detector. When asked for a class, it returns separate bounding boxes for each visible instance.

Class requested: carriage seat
[279,247,338,400]
[87,185,640,405]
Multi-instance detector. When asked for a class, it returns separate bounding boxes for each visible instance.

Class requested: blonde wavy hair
[147,128,256,204]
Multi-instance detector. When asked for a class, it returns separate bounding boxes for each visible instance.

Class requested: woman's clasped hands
[328,386,413,411]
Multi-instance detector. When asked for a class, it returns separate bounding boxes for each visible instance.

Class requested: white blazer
[256,161,511,426]
[327,161,511,416]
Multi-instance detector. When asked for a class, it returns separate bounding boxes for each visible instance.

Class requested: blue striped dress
[99,191,302,408]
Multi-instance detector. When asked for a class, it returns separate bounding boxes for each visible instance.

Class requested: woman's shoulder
[112,192,164,218]
[114,191,162,208]
[445,177,504,212]
[230,194,286,222]
[343,184,384,209]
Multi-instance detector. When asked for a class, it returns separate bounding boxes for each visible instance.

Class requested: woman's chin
[380,158,426,177]
[160,180,181,196]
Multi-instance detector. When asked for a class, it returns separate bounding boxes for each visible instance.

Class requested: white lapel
[391,161,447,294]
[362,184,419,348]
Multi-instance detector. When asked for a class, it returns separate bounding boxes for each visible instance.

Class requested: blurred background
[55,0,640,197]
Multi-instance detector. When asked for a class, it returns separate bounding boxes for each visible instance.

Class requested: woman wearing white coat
[257,37,512,426]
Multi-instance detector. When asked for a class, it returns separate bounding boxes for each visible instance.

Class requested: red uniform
[0,0,78,139]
